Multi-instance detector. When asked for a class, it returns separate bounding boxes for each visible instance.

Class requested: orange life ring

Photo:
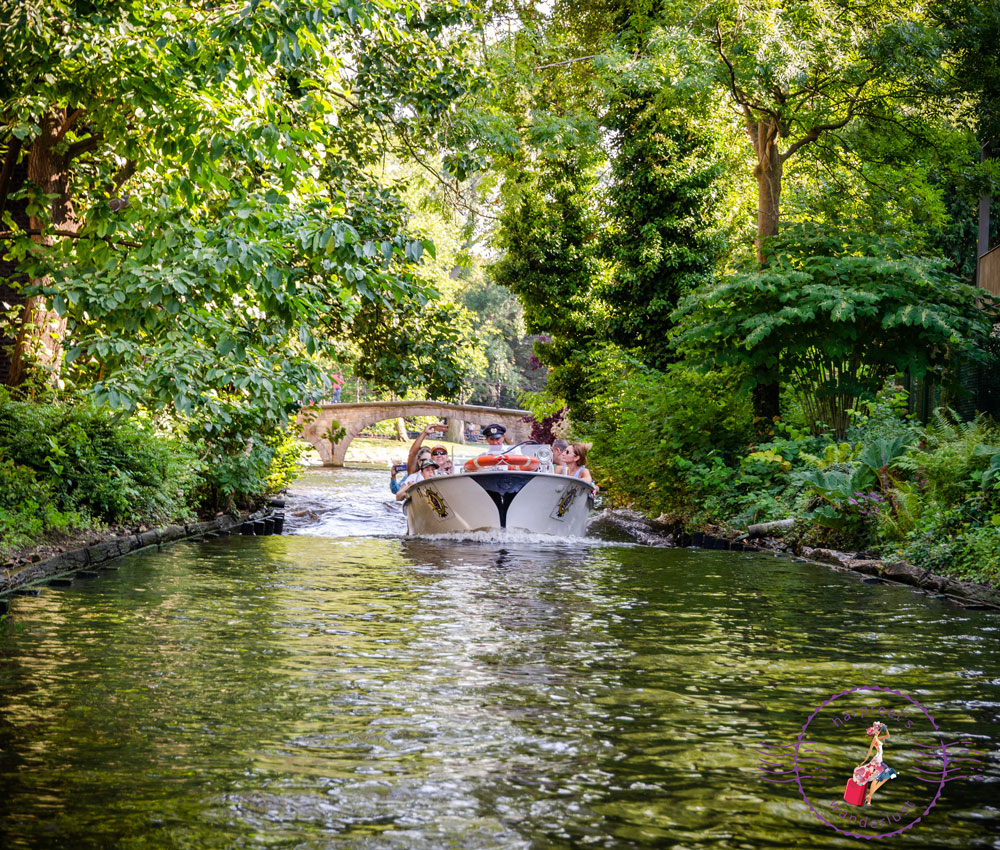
[464,454,540,473]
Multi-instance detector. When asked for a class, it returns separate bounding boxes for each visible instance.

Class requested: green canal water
[0,468,997,848]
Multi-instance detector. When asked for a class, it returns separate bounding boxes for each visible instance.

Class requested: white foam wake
[410,528,624,548]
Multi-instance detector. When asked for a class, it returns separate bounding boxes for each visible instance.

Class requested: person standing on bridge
[330,371,344,403]
[406,422,448,474]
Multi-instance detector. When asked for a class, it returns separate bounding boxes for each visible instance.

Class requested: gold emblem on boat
[553,488,577,519]
[423,487,449,519]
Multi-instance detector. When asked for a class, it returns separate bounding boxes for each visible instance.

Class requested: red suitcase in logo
[843,778,867,806]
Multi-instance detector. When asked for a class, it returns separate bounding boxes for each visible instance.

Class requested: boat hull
[403,471,593,537]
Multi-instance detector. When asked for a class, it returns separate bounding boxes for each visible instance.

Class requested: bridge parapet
[297,400,533,466]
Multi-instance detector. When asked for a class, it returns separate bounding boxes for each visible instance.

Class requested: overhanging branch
[66,134,103,162]
[0,228,142,248]
[385,113,497,222]
[780,81,867,163]
[713,21,778,122]
[56,108,84,142]
[534,54,600,71]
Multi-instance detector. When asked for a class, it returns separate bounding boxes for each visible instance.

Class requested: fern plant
[875,481,924,541]
[894,410,1000,505]
[799,441,861,468]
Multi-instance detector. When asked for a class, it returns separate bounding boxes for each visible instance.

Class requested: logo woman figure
[854,721,899,806]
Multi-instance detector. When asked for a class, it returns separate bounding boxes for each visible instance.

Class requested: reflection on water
[0,468,997,849]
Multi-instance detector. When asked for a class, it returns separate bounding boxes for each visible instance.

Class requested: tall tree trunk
[7,111,76,387]
[750,117,783,428]
[445,417,464,444]
[0,141,28,385]
[753,118,783,264]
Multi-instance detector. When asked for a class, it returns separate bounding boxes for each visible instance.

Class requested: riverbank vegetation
[0,0,490,557]
[2,0,1000,581]
[482,0,1000,585]
[0,388,303,558]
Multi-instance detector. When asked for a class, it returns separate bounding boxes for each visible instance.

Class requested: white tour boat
[400,443,594,537]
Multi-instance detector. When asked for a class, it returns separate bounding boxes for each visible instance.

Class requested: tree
[935,0,1000,151]
[592,0,957,421]
[685,2,947,258]
[491,151,604,416]
[0,0,479,427]
[672,225,997,437]
[599,85,725,370]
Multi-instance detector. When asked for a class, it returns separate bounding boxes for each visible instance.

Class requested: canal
[0,468,997,848]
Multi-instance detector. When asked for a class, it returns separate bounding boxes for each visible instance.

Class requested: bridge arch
[297,401,533,466]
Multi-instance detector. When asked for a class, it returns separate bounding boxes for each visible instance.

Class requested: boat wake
[411,528,626,547]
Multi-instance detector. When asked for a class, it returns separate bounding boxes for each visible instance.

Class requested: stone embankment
[595,509,1000,611]
[0,503,286,597]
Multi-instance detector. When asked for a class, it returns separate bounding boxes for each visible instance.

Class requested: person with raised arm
[406,422,448,474]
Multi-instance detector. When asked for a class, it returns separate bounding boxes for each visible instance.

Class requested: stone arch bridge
[297,401,533,466]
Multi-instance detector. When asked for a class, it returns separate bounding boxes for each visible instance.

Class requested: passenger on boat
[392,448,431,493]
[562,443,598,493]
[429,445,453,475]
[406,423,448,473]
[389,464,407,494]
[551,438,569,473]
[395,458,438,500]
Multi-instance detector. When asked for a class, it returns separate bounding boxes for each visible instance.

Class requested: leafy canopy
[1,0,478,425]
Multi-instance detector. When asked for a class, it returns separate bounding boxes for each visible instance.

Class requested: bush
[193,427,306,512]
[0,390,198,526]
[579,350,754,520]
[673,225,996,436]
[0,458,87,556]
[895,411,1000,506]
[899,503,1000,585]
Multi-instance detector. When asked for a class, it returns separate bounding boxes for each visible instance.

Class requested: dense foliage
[477,0,1000,585]
[0,0,487,553]
[0,389,191,555]
[0,386,307,556]
[598,87,724,370]
[673,226,996,436]
[581,366,1000,584]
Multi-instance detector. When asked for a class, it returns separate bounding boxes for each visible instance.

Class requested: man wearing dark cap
[480,423,507,454]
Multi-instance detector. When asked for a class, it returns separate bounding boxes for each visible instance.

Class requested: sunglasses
[431,450,447,456]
